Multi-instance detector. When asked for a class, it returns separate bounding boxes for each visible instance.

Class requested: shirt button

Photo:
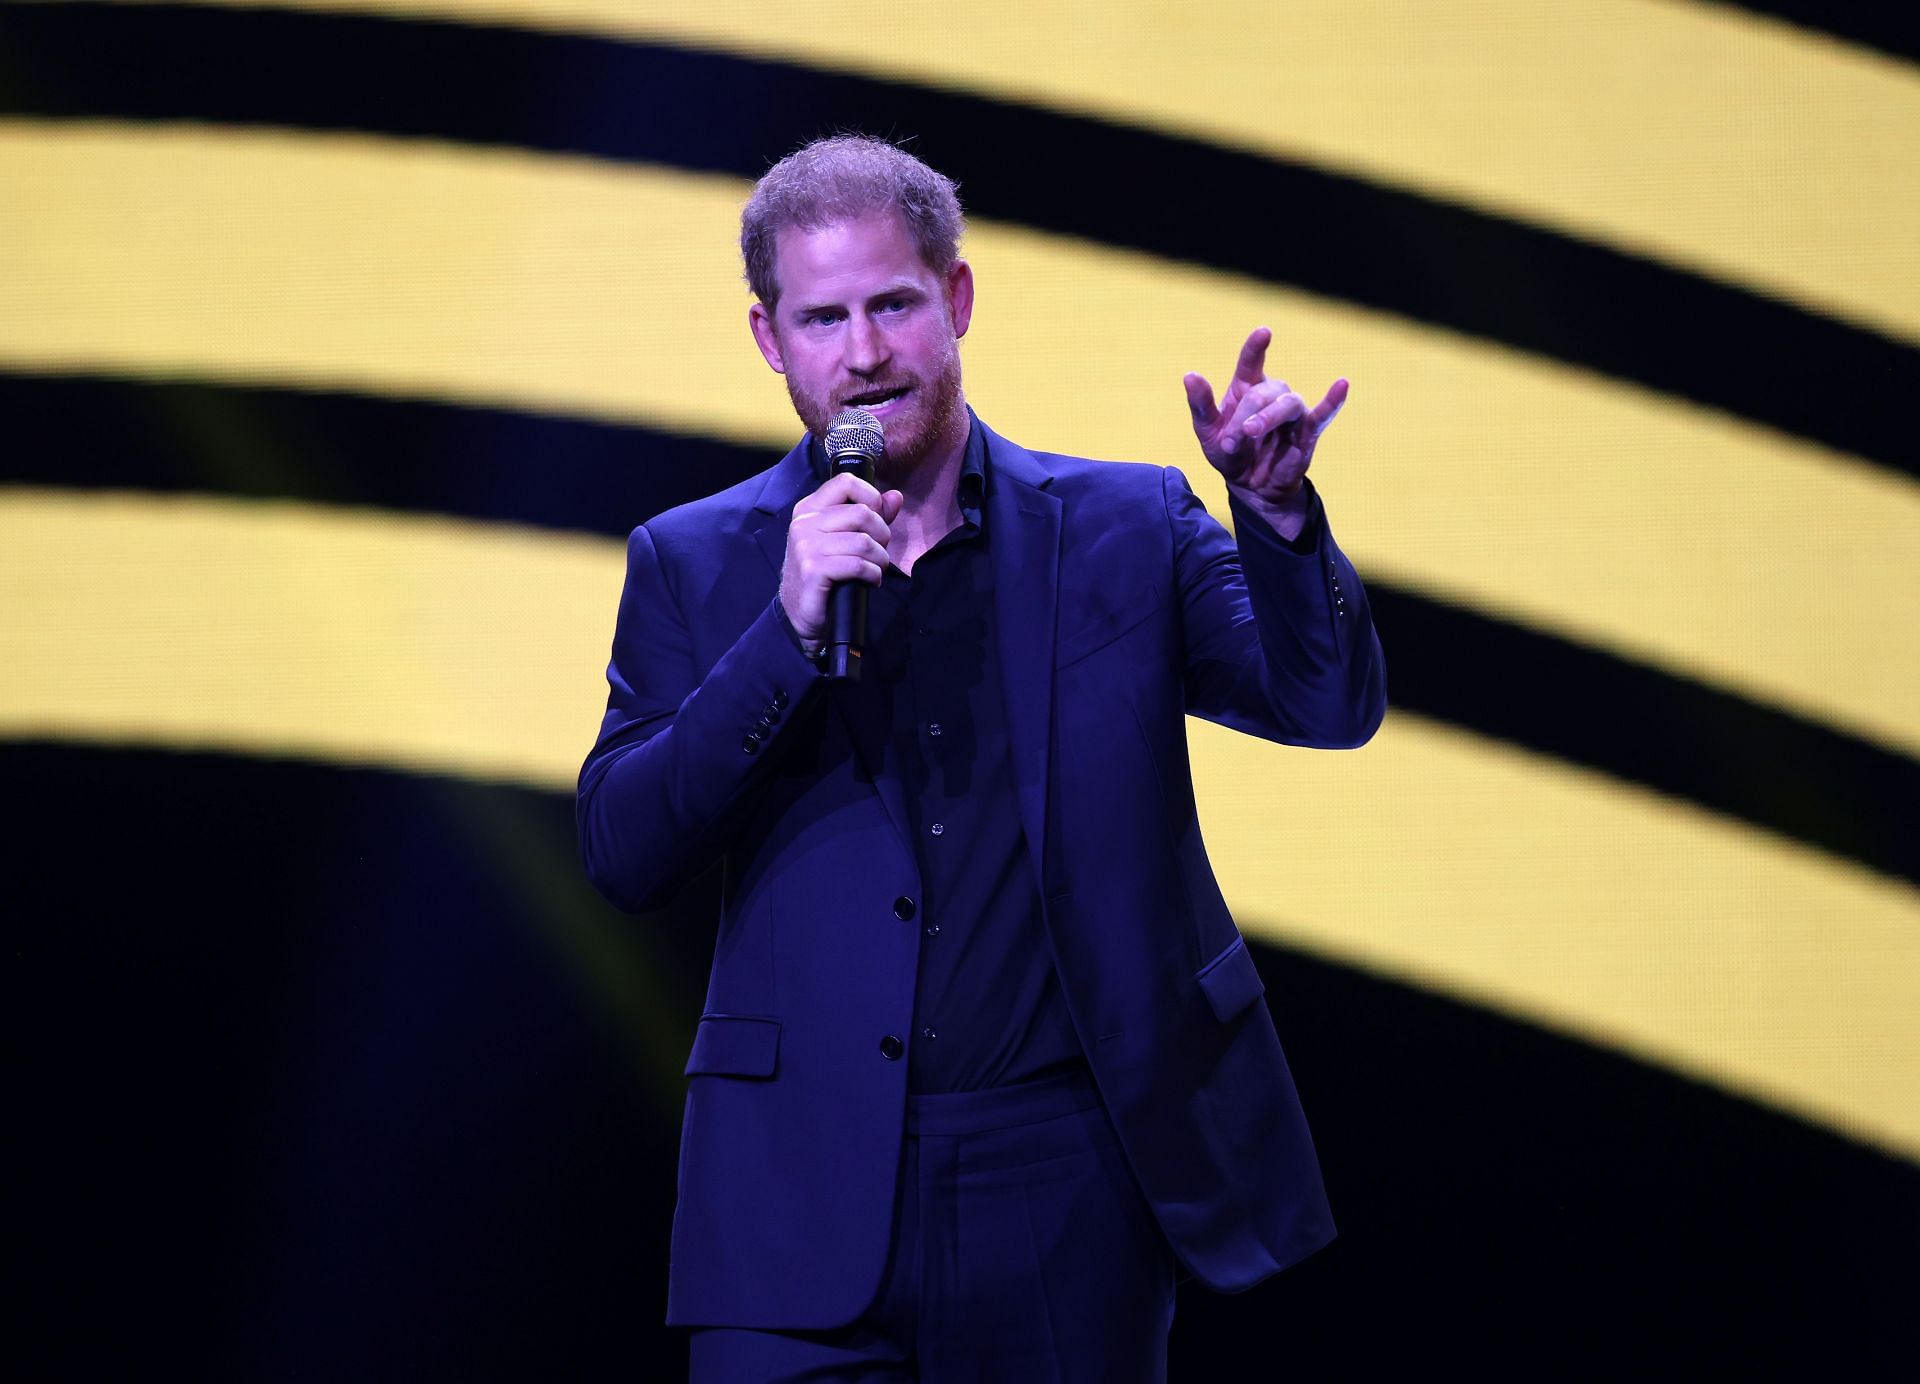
[929,823,944,836]
[924,924,940,937]
[879,1034,904,1060]
[921,1027,937,1041]
[893,896,917,921]
[928,723,942,737]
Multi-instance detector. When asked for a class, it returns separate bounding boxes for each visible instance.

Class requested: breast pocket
[1056,585,1164,670]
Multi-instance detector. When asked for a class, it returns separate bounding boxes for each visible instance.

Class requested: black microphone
[822,406,886,682]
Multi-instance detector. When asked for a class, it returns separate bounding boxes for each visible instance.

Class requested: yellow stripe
[0,488,622,785]
[5,121,1916,759]
[1196,716,1920,1162]
[82,0,1920,346]
[3,486,1914,1157]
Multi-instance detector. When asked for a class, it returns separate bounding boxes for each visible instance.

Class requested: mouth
[841,384,911,417]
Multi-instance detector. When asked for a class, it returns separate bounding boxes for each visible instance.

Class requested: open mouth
[843,385,910,413]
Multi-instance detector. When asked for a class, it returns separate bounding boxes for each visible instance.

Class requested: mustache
[835,379,915,409]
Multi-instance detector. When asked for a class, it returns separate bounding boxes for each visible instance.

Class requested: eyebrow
[790,282,927,319]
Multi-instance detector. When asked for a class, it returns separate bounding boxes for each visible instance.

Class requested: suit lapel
[749,439,812,580]
[980,424,1061,888]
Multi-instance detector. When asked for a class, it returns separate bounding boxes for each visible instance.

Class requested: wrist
[1229,479,1308,530]
[774,598,828,667]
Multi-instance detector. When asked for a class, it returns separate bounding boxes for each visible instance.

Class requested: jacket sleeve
[1165,466,1387,748]
[575,522,822,914]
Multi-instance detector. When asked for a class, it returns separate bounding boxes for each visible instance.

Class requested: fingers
[805,531,891,580]
[1236,376,1350,441]
[1307,377,1350,433]
[1232,326,1272,387]
[1216,378,1290,453]
[1239,381,1306,437]
[793,474,894,539]
[1183,373,1222,437]
[794,470,887,519]
[803,502,892,543]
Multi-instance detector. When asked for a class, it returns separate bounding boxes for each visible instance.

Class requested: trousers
[689,1067,1178,1382]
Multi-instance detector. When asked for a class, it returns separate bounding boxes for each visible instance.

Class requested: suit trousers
[688,1067,1178,1382]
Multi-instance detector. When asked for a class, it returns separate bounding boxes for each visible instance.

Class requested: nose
[843,313,888,376]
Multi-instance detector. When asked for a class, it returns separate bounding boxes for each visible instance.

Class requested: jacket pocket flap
[1196,935,1265,1022]
[684,1015,781,1078]
[1056,585,1163,669]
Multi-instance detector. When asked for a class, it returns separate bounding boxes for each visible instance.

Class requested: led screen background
[4,2,1916,1376]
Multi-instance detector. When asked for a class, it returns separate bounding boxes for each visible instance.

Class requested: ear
[947,259,975,340]
[748,301,786,374]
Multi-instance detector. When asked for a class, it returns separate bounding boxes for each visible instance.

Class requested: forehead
[773,211,937,301]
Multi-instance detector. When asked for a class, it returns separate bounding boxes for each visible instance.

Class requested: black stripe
[1717,1,1920,65]
[1371,584,1920,885]
[13,742,1918,1376]
[8,370,1915,885]
[0,372,764,536]
[2,2,1916,484]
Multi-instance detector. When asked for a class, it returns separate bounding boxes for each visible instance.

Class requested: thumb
[880,489,905,524]
[1183,372,1220,434]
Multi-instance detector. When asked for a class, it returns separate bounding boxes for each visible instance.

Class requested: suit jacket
[577,417,1386,1329]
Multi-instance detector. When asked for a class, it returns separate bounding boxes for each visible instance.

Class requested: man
[577,135,1385,1381]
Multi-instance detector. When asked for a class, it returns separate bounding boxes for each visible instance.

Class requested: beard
[785,336,965,481]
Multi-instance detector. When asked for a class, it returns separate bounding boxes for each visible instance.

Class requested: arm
[1173,326,1386,746]
[576,472,900,913]
[576,522,822,914]
[1168,468,1385,747]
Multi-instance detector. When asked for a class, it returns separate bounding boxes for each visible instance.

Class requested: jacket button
[892,896,916,920]
[740,736,758,755]
[772,689,790,710]
[879,1034,904,1060]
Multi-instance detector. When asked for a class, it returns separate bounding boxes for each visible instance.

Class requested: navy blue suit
[577,418,1386,1329]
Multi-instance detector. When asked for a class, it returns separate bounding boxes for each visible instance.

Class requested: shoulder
[632,444,804,561]
[1026,448,1164,489]
[982,418,1176,500]
[1012,443,1200,524]
[641,468,770,544]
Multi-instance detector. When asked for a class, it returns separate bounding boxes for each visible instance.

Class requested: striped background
[5,2,1916,1376]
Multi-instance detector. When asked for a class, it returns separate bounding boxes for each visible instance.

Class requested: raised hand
[1183,326,1348,517]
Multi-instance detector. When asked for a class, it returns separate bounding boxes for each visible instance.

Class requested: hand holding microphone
[779,407,899,680]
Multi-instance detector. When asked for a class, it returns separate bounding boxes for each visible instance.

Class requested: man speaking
[577,134,1385,1381]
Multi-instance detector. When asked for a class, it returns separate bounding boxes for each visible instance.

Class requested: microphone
[822,406,886,682]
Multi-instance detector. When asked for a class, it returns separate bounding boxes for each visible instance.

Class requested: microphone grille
[824,406,885,460]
